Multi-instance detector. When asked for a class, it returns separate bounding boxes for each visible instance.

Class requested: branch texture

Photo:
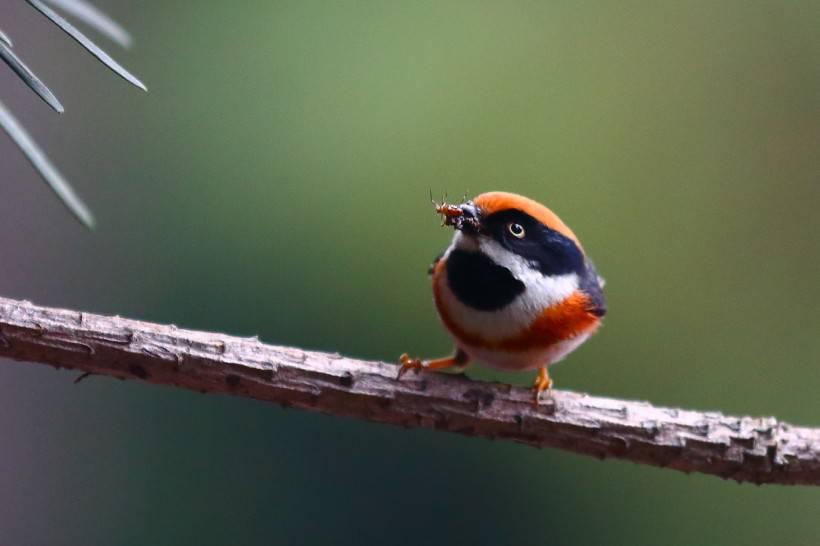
[0,296,818,486]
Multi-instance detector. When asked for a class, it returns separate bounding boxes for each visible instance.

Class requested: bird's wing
[580,260,607,317]
[427,251,444,277]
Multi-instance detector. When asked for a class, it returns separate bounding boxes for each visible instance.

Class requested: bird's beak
[435,200,482,234]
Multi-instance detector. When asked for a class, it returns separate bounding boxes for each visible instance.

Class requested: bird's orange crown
[472,191,583,251]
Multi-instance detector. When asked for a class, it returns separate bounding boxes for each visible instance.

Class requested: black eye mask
[481,210,585,277]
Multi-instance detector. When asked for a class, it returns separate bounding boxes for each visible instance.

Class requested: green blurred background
[1,1,819,544]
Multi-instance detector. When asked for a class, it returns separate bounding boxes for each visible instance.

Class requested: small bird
[398,191,606,404]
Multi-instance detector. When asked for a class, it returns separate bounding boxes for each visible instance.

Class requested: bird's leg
[532,366,554,405]
[397,348,470,379]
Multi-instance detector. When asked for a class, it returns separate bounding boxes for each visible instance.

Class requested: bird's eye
[507,222,526,239]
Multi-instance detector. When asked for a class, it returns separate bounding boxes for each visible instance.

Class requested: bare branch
[0,295,817,486]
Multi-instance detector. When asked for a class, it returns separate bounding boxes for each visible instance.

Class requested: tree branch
[0,296,817,486]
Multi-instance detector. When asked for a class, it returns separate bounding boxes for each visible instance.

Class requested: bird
[397,191,606,404]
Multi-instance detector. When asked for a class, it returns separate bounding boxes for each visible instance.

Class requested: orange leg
[532,366,554,405]
[396,348,470,380]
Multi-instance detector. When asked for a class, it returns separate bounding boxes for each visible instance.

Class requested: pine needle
[43,0,133,48]
[0,99,95,228]
[0,41,64,113]
[25,0,146,91]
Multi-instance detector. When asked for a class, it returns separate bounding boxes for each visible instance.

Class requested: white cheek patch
[437,233,579,342]
[477,238,578,310]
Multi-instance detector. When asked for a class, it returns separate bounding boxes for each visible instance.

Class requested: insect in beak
[432,195,482,234]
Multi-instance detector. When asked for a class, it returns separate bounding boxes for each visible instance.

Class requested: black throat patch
[446,249,525,311]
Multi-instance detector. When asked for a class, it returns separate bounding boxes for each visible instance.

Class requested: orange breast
[432,260,599,352]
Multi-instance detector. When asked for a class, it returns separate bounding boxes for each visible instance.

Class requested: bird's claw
[532,368,554,406]
[397,353,424,379]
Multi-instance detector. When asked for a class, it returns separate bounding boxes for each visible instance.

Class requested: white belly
[457,331,592,371]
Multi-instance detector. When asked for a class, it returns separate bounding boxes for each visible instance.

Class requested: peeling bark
[0,296,817,486]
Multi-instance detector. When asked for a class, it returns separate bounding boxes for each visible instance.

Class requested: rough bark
[0,296,817,486]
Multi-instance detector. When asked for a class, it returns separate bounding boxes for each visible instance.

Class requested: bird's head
[436,191,586,278]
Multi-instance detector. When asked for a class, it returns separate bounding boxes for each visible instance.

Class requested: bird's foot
[396,351,469,380]
[397,353,425,379]
[532,366,554,406]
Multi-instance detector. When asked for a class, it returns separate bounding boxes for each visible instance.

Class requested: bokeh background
[1,1,819,544]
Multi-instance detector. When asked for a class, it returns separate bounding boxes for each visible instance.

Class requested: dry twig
[0,296,818,486]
